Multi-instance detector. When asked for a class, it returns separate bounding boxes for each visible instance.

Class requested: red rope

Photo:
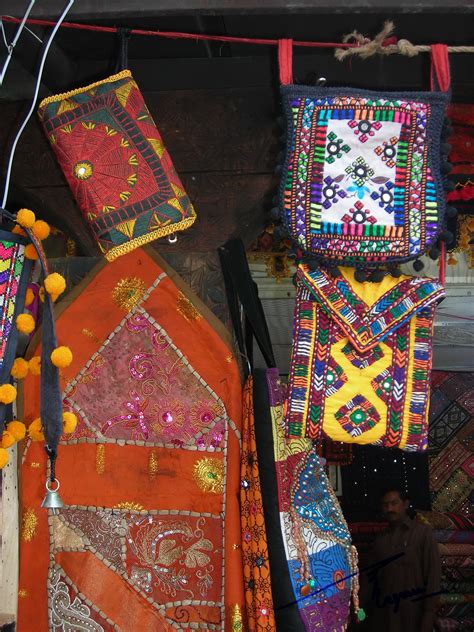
[2,15,358,49]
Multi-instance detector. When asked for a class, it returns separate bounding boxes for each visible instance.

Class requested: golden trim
[96,444,105,475]
[104,212,197,262]
[21,508,38,542]
[38,70,132,109]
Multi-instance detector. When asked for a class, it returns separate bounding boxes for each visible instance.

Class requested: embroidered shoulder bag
[285,264,445,449]
[38,70,196,261]
[220,239,361,630]
[278,39,452,266]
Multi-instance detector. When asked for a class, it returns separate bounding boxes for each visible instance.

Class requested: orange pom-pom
[16,208,36,229]
[1,431,15,449]
[24,244,39,260]
[0,448,9,469]
[24,288,35,306]
[44,273,66,297]
[62,412,78,434]
[12,225,27,237]
[16,313,35,334]
[28,418,44,442]
[11,357,29,380]
[0,384,17,404]
[51,346,73,368]
[28,356,41,375]
[32,220,50,240]
[7,421,26,441]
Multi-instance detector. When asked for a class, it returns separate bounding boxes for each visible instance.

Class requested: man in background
[364,487,441,632]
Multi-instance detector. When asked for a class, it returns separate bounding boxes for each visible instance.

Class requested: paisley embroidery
[49,567,105,631]
[125,515,221,602]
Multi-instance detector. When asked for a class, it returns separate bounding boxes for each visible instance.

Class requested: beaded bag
[277,40,452,268]
[38,70,196,261]
[285,264,445,449]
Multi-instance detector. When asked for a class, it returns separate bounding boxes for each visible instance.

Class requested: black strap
[218,238,276,372]
[115,27,131,73]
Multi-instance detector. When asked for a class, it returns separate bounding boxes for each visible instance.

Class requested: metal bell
[41,479,65,514]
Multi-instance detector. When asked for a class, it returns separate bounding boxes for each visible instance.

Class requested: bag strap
[278,39,294,86]
[218,238,276,373]
[279,38,451,92]
[430,44,451,92]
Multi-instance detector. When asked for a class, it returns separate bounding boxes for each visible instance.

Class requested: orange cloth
[18,247,244,631]
[240,376,276,630]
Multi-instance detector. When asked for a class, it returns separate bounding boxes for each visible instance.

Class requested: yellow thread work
[229,604,243,631]
[38,70,132,108]
[113,502,145,511]
[193,457,224,494]
[323,338,391,444]
[103,213,196,262]
[21,508,38,542]
[96,444,105,474]
[111,277,147,312]
[148,450,159,479]
[18,589,28,598]
[176,291,202,322]
[81,328,100,344]
[399,318,420,450]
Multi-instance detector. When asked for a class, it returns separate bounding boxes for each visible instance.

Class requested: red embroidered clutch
[38,70,196,261]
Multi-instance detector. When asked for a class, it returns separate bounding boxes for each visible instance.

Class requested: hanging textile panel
[266,368,357,631]
[38,71,196,261]
[285,265,445,449]
[17,248,244,631]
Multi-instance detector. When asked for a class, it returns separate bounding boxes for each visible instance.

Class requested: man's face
[381,491,409,522]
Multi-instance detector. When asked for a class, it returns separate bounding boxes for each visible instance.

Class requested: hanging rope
[335,20,474,60]
[2,15,474,55]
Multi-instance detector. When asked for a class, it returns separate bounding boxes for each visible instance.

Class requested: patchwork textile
[285,265,445,448]
[38,71,196,261]
[18,248,244,631]
[0,231,30,381]
[278,41,450,265]
[267,368,357,630]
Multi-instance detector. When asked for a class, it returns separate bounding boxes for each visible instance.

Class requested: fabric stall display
[18,248,244,631]
[220,239,360,631]
[38,70,196,262]
[277,39,452,272]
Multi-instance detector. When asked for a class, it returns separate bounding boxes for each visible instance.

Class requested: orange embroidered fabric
[17,247,244,631]
[240,376,276,631]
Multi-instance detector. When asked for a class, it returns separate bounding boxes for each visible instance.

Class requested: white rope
[1,0,75,210]
[335,20,474,61]
[0,0,36,85]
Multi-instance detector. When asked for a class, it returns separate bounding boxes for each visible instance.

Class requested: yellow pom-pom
[28,356,41,375]
[51,346,73,368]
[7,421,26,441]
[0,448,9,469]
[24,244,39,260]
[0,384,17,404]
[16,208,36,229]
[62,411,78,434]
[44,273,66,297]
[1,431,15,449]
[32,220,50,241]
[16,313,35,334]
[11,357,29,380]
[12,225,27,237]
[28,418,44,442]
[25,288,35,307]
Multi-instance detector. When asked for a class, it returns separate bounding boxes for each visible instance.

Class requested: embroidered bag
[278,39,451,266]
[285,264,445,449]
[38,70,196,261]
[220,239,360,630]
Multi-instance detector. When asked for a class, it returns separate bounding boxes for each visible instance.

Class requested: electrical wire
[1,0,75,210]
[0,0,36,85]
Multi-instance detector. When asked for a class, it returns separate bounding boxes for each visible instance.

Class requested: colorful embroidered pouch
[38,70,196,261]
[278,40,451,265]
[259,368,359,630]
[285,265,445,449]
